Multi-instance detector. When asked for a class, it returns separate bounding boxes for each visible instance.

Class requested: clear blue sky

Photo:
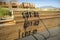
[18,0,60,8]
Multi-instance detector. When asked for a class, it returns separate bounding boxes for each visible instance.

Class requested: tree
[0,7,9,18]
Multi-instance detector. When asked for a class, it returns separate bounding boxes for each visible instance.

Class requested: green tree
[0,7,9,18]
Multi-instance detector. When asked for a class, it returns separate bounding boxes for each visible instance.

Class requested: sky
[18,0,60,8]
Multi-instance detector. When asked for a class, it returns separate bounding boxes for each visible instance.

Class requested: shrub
[0,7,10,17]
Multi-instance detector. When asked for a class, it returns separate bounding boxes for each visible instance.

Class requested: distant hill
[40,6,59,9]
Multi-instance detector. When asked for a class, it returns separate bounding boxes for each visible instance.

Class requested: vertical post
[18,29,20,39]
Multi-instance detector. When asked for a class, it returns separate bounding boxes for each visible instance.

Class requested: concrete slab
[18,26,60,40]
